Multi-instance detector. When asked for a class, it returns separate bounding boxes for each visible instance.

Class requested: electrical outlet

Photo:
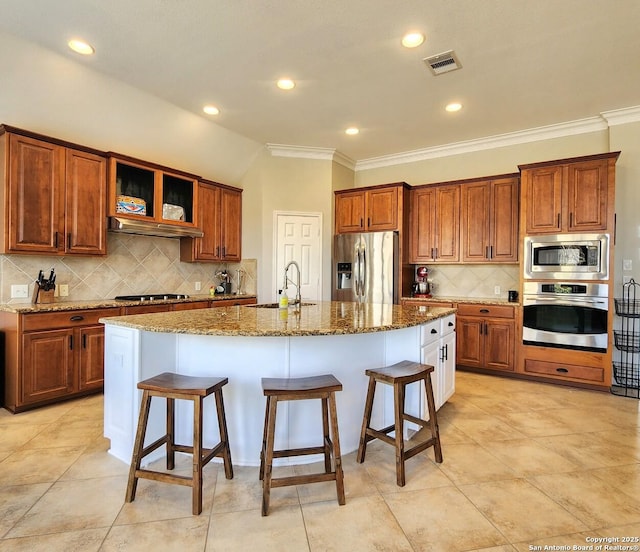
[494,285,501,295]
[195,281,201,291]
[59,284,69,297]
[623,259,633,271]
[10,284,28,298]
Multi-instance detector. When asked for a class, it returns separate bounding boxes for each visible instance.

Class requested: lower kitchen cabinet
[456,303,515,372]
[421,314,456,409]
[1,308,119,413]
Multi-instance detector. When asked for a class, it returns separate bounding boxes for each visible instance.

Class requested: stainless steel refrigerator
[332,231,399,304]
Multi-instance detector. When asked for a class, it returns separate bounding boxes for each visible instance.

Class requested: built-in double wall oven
[522,233,610,353]
[522,281,609,353]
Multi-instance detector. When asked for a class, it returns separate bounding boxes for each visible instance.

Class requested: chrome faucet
[283,260,302,306]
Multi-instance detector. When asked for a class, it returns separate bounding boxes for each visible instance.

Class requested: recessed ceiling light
[203,105,220,115]
[345,127,359,136]
[445,102,462,112]
[68,39,94,55]
[277,78,295,90]
[401,32,425,48]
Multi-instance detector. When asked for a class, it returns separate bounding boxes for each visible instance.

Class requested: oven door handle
[524,297,607,307]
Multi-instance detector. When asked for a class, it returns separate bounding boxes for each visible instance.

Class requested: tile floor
[1,371,639,551]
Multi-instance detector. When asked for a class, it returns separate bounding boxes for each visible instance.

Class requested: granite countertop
[0,294,256,314]
[402,296,520,306]
[100,300,457,337]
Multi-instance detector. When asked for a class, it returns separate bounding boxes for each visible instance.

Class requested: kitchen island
[101,301,456,466]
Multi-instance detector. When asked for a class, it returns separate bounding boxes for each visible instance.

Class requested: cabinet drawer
[123,304,170,315]
[173,301,210,311]
[524,358,604,383]
[211,298,257,307]
[22,308,120,331]
[456,304,514,319]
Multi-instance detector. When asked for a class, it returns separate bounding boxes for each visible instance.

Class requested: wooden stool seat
[125,372,233,515]
[259,374,345,516]
[357,360,443,486]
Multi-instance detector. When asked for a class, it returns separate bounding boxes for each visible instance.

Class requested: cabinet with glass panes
[107,154,197,227]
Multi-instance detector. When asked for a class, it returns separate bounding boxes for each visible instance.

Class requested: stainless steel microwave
[523,234,609,280]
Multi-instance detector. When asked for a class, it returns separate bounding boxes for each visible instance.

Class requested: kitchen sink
[246,302,316,309]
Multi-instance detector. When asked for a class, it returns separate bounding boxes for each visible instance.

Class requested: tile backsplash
[424,264,519,299]
[0,234,257,303]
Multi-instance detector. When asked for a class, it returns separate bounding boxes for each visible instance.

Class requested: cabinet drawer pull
[480,308,489,313]
[70,315,85,322]
[82,334,87,348]
[67,233,72,250]
[556,367,569,373]
[431,328,438,334]
[69,335,73,350]
[448,321,454,327]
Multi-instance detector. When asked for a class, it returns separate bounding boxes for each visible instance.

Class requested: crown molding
[266,143,356,171]
[600,105,640,126]
[355,116,608,171]
[267,107,639,173]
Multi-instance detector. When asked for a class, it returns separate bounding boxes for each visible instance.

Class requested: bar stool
[357,360,443,486]
[125,372,234,515]
[259,374,345,516]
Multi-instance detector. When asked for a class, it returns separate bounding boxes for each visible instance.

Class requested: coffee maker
[412,266,431,298]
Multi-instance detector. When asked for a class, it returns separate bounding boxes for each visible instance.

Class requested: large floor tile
[435,443,517,485]
[449,412,528,441]
[0,446,85,486]
[103,516,209,551]
[0,528,108,552]
[459,478,587,542]
[6,475,128,538]
[0,423,50,452]
[528,471,640,529]
[511,531,599,552]
[206,505,309,551]
[590,463,640,495]
[479,438,582,476]
[0,483,51,538]
[303,494,413,551]
[494,410,577,438]
[384,485,507,551]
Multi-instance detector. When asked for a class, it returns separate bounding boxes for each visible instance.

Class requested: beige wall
[241,152,334,301]
[610,120,640,296]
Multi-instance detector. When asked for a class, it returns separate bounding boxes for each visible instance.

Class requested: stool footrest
[404,437,439,461]
[403,412,430,427]
[140,435,169,459]
[270,472,338,488]
[272,445,326,458]
[134,468,193,487]
[365,427,397,447]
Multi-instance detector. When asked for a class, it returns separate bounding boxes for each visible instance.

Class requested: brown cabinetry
[335,184,403,234]
[0,127,107,256]
[456,304,515,372]
[2,308,119,413]
[520,153,619,235]
[180,181,242,262]
[409,184,460,263]
[461,175,519,263]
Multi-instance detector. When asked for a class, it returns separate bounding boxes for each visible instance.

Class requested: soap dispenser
[279,288,289,309]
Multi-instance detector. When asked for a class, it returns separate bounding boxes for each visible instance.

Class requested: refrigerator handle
[354,247,361,297]
[361,246,367,299]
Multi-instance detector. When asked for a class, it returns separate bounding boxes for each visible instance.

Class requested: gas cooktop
[114,294,190,302]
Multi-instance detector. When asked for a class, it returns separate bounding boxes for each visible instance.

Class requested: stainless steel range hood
[109,217,204,238]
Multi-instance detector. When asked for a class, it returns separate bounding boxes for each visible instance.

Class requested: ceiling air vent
[423,50,462,75]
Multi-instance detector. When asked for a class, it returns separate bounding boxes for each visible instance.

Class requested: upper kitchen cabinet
[180,180,242,262]
[108,154,198,229]
[409,183,460,263]
[520,152,620,235]
[0,126,107,256]
[335,183,408,233]
[461,174,519,263]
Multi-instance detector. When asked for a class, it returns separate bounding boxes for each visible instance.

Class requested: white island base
[104,317,455,467]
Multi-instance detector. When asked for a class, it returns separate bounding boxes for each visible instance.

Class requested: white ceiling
[1,0,639,162]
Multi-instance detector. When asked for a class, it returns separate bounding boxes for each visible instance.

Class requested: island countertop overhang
[99,300,456,337]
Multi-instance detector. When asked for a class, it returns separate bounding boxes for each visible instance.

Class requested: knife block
[32,283,55,304]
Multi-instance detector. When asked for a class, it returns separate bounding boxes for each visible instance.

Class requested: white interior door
[274,212,322,302]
